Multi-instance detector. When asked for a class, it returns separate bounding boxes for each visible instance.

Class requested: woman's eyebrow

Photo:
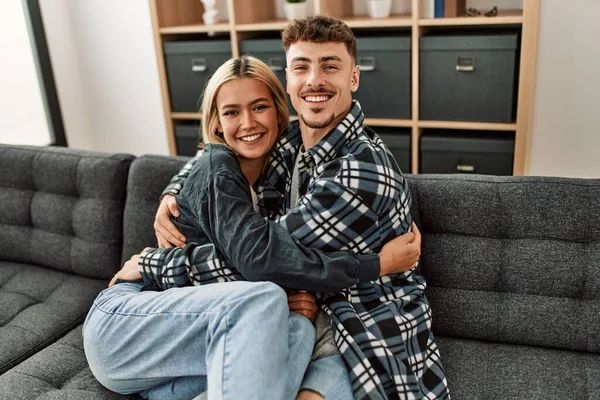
[221,97,270,110]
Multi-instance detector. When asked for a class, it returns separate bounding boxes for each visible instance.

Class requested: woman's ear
[217,120,223,134]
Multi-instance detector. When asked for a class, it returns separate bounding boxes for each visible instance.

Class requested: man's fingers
[164,195,180,218]
[411,223,422,246]
[288,293,316,303]
[154,221,185,247]
[289,300,318,311]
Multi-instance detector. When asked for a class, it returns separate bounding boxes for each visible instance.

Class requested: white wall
[0,2,52,146]
[528,0,600,178]
[40,0,168,156]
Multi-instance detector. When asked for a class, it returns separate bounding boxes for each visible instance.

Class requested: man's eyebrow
[290,55,343,64]
[290,56,312,63]
[221,97,270,110]
[319,55,342,63]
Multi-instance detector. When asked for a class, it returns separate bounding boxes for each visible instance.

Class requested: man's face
[286,41,359,132]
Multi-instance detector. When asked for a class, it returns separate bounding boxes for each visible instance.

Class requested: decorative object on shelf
[422,0,435,18]
[462,6,498,17]
[201,0,219,25]
[284,0,309,21]
[366,0,393,19]
[434,0,444,18]
[444,0,465,17]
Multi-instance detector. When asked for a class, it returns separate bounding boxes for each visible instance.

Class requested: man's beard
[300,111,336,129]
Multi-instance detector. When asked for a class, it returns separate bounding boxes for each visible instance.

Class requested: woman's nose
[241,111,257,130]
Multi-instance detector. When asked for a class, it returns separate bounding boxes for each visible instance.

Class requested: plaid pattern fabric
[259,102,449,399]
[139,242,242,289]
[161,154,200,199]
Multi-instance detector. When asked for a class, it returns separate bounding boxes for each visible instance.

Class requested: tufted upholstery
[0,145,134,279]
[0,145,133,374]
[407,174,600,397]
[121,155,188,263]
[0,325,138,400]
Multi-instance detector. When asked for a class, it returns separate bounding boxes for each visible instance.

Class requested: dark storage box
[420,32,519,123]
[164,40,232,112]
[373,127,411,174]
[420,130,514,175]
[175,124,202,157]
[354,36,411,119]
[239,39,295,114]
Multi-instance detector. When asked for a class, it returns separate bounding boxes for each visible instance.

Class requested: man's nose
[306,68,325,88]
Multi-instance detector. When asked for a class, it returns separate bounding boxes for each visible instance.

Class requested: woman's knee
[241,281,288,311]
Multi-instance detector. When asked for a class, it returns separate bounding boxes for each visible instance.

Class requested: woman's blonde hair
[199,55,289,148]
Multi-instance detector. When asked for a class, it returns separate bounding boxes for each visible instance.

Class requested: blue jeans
[302,355,353,400]
[83,281,315,400]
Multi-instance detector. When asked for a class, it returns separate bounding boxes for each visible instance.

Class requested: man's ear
[285,67,290,95]
[351,64,360,93]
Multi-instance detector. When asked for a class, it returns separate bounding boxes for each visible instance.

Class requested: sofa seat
[0,261,107,374]
[437,336,600,399]
[0,325,139,400]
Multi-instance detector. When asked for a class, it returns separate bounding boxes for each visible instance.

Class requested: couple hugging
[83,15,449,400]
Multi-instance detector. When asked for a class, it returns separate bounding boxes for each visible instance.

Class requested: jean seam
[221,301,232,400]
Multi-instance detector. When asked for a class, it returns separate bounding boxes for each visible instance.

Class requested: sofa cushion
[0,261,107,374]
[0,145,134,280]
[121,155,188,262]
[0,325,139,399]
[407,174,600,353]
[437,336,600,399]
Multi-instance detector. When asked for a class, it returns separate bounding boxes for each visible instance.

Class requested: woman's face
[216,78,280,162]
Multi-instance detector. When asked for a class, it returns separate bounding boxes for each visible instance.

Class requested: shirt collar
[277,100,365,170]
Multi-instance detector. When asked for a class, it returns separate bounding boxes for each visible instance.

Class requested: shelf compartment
[232,0,277,25]
[419,9,523,26]
[418,121,516,131]
[344,15,413,29]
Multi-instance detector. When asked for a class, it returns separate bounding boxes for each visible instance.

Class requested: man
[152,16,448,399]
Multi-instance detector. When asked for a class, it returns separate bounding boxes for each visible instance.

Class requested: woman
[84,56,419,400]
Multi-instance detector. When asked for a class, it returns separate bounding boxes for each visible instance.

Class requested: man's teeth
[305,95,330,103]
[240,133,263,142]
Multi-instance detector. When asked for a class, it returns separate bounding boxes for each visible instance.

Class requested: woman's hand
[155,195,186,248]
[288,290,319,322]
[378,222,422,276]
[108,249,150,287]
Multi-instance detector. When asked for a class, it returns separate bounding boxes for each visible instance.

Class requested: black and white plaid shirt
[141,102,449,399]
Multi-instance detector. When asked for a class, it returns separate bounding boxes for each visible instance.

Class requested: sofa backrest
[406,174,600,354]
[121,155,188,263]
[0,145,134,279]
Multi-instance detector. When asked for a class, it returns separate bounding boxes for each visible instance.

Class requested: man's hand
[378,222,422,276]
[288,290,319,322]
[155,195,186,248]
[108,249,150,287]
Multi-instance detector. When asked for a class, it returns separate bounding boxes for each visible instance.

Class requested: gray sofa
[0,144,598,399]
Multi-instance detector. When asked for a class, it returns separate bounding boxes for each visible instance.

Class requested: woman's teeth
[240,133,263,142]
